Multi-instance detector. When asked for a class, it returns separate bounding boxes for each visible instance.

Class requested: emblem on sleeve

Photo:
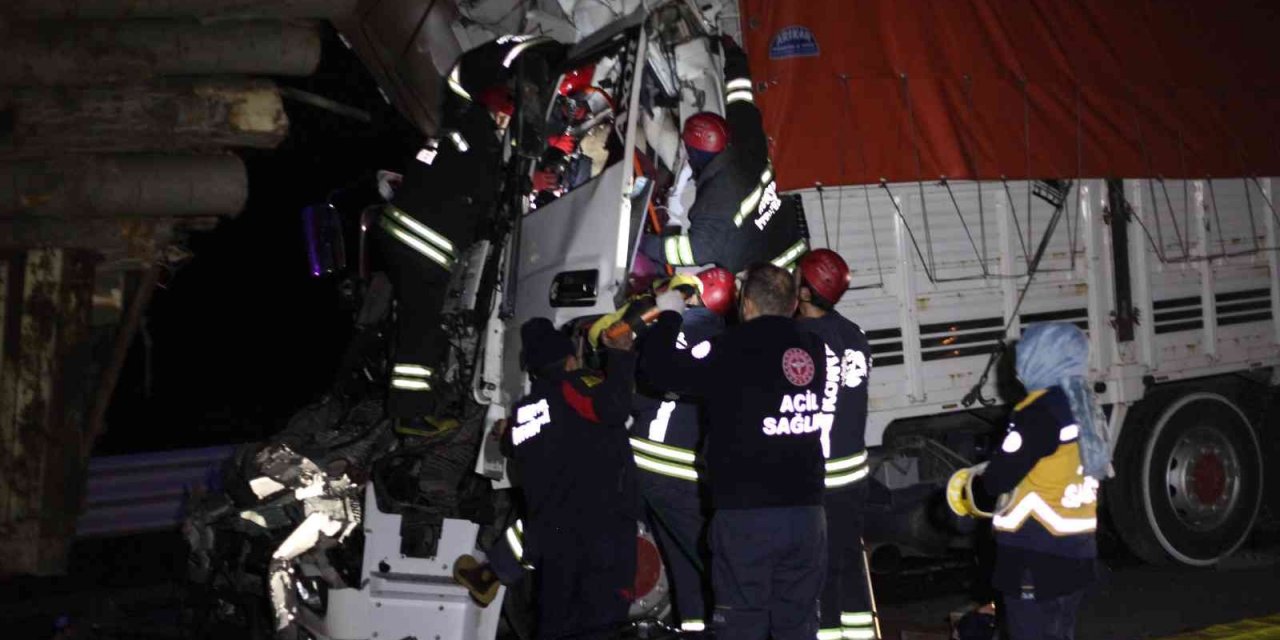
[781,347,816,386]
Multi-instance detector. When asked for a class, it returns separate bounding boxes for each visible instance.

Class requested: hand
[655,290,687,315]
[600,322,634,351]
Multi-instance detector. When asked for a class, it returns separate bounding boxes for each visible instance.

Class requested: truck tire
[1109,391,1264,566]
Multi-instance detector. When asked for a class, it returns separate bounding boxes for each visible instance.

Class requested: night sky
[98,27,422,454]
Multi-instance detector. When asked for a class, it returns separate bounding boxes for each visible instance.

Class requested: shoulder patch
[561,380,599,422]
[782,347,816,386]
[579,374,603,388]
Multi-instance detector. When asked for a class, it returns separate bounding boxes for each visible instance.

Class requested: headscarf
[1016,323,1113,479]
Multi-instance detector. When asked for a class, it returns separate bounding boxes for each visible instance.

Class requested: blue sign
[769,25,820,59]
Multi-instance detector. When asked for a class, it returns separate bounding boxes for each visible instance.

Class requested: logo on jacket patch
[781,347,816,386]
[769,25,820,60]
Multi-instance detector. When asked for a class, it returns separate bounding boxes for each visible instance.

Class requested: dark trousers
[373,225,450,419]
[821,486,878,639]
[639,472,707,630]
[1002,589,1085,640]
[488,521,527,586]
[710,506,826,640]
[535,517,636,640]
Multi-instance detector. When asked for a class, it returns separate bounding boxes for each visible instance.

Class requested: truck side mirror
[302,203,347,277]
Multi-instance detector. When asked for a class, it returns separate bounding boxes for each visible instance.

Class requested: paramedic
[795,249,880,640]
[946,323,1102,640]
[628,267,737,633]
[641,36,808,273]
[507,318,639,640]
[641,263,829,640]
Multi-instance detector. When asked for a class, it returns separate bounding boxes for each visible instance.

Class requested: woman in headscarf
[947,322,1111,640]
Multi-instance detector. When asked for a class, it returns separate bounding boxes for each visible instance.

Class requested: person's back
[794,248,880,640]
[640,264,829,640]
[507,318,638,640]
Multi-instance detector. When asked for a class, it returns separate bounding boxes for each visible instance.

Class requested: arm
[638,311,718,397]
[560,348,637,427]
[973,409,1059,507]
[721,38,769,165]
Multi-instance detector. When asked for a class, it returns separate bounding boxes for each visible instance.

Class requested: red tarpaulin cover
[738,0,1280,191]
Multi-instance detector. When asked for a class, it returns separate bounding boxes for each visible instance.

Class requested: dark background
[97,27,421,454]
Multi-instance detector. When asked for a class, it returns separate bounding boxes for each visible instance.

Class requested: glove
[654,290,687,315]
[945,463,993,518]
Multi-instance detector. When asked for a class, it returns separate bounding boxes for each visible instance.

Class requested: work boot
[453,554,500,606]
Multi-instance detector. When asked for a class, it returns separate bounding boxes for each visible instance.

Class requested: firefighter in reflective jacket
[795,249,879,640]
[627,268,735,633]
[641,264,829,640]
[947,323,1100,640]
[640,36,808,273]
[378,34,563,427]
[507,318,639,640]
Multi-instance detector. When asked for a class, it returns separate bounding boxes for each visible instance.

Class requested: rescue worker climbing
[378,34,564,428]
[626,267,736,633]
[947,323,1105,640]
[795,249,880,640]
[507,318,639,640]
[641,264,830,640]
[640,36,808,273]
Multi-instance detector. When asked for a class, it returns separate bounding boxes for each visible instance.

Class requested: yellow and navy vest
[992,388,1098,557]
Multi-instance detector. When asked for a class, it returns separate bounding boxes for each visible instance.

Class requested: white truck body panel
[794,177,1280,446]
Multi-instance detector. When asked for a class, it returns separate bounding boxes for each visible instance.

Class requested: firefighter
[507,317,639,640]
[640,263,829,640]
[628,267,736,633]
[640,36,809,273]
[795,249,880,640]
[378,34,563,429]
[946,323,1103,640]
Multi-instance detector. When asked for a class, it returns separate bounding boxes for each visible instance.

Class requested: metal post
[1264,178,1280,346]
[1194,181,1218,359]
[1129,180,1157,371]
[1082,181,1113,378]
[895,191,925,403]
[998,182,1021,340]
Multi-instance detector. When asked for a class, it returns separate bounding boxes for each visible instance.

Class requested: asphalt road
[879,549,1280,640]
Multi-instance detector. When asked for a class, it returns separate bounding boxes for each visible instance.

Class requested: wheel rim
[1164,425,1241,532]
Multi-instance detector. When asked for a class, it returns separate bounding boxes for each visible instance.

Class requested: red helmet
[558,63,597,96]
[682,112,730,154]
[798,249,851,306]
[696,267,737,316]
[477,84,514,117]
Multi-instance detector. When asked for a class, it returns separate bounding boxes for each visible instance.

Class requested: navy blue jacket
[640,311,828,509]
[632,307,725,486]
[797,311,872,492]
[508,350,639,558]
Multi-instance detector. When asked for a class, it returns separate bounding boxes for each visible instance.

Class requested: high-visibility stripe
[381,219,454,269]
[681,620,706,632]
[633,452,699,481]
[630,437,696,464]
[825,466,870,488]
[393,364,433,378]
[841,612,875,626]
[826,451,869,472]
[447,65,471,101]
[992,492,1097,534]
[505,521,534,570]
[664,235,694,265]
[502,36,551,68]
[725,78,753,91]
[1059,424,1079,441]
[727,89,754,104]
[771,240,809,268]
[842,629,877,640]
[734,185,764,226]
[818,629,844,640]
[391,378,431,391]
[446,130,470,152]
[387,207,456,254]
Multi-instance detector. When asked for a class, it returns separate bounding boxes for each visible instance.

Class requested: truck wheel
[1110,392,1264,566]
